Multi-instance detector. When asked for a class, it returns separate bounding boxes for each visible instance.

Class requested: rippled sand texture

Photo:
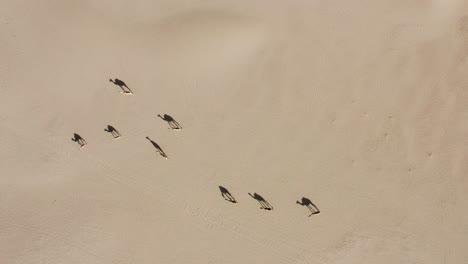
[1,1,468,263]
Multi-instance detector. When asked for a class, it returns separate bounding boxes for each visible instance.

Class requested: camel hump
[114,79,125,85]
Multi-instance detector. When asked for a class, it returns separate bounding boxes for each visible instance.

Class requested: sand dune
[1,1,468,263]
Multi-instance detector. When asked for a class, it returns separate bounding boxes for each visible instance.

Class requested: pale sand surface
[1,0,468,263]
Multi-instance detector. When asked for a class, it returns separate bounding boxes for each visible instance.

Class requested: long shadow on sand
[110,78,133,94]
[104,125,121,139]
[219,186,237,203]
[297,197,320,216]
[249,192,273,210]
[71,133,87,148]
[146,136,168,159]
[158,114,182,130]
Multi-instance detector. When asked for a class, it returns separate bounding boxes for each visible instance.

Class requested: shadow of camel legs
[248,192,273,210]
[158,114,182,130]
[297,197,320,216]
[219,186,237,203]
[104,125,121,138]
[146,136,168,159]
[109,78,133,94]
[71,133,87,148]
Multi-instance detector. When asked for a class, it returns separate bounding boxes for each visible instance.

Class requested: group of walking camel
[220,186,320,216]
[72,78,320,217]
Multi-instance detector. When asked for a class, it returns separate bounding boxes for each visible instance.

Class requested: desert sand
[1,0,468,263]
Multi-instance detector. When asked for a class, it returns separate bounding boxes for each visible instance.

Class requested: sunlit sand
[1,1,468,263]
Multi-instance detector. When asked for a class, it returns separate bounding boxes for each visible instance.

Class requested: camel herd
[72,78,320,217]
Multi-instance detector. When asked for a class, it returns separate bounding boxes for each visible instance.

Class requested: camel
[296,197,320,216]
[219,186,237,203]
[71,133,87,148]
[146,136,168,159]
[157,114,182,130]
[104,125,121,139]
[248,193,273,210]
[109,78,133,94]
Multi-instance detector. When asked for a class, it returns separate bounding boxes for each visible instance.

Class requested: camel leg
[308,211,319,216]
[158,149,168,158]
[173,120,182,129]
[307,205,319,215]
[168,122,177,129]
[311,203,319,213]
[222,193,233,202]
[227,193,236,202]
[124,85,133,94]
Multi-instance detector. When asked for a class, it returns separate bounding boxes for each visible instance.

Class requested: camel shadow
[297,197,320,216]
[71,133,86,148]
[248,192,273,210]
[219,186,237,203]
[146,136,168,159]
[109,78,133,94]
[104,125,121,139]
[158,114,182,130]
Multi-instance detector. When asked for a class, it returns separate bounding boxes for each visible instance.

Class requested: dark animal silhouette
[109,78,133,94]
[71,133,87,148]
[146,136,168,159]
[158,114,182,130]
[219,186,237,203]
[104,125,121,138]
[248,193,273,210]
[296,197,320,216]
